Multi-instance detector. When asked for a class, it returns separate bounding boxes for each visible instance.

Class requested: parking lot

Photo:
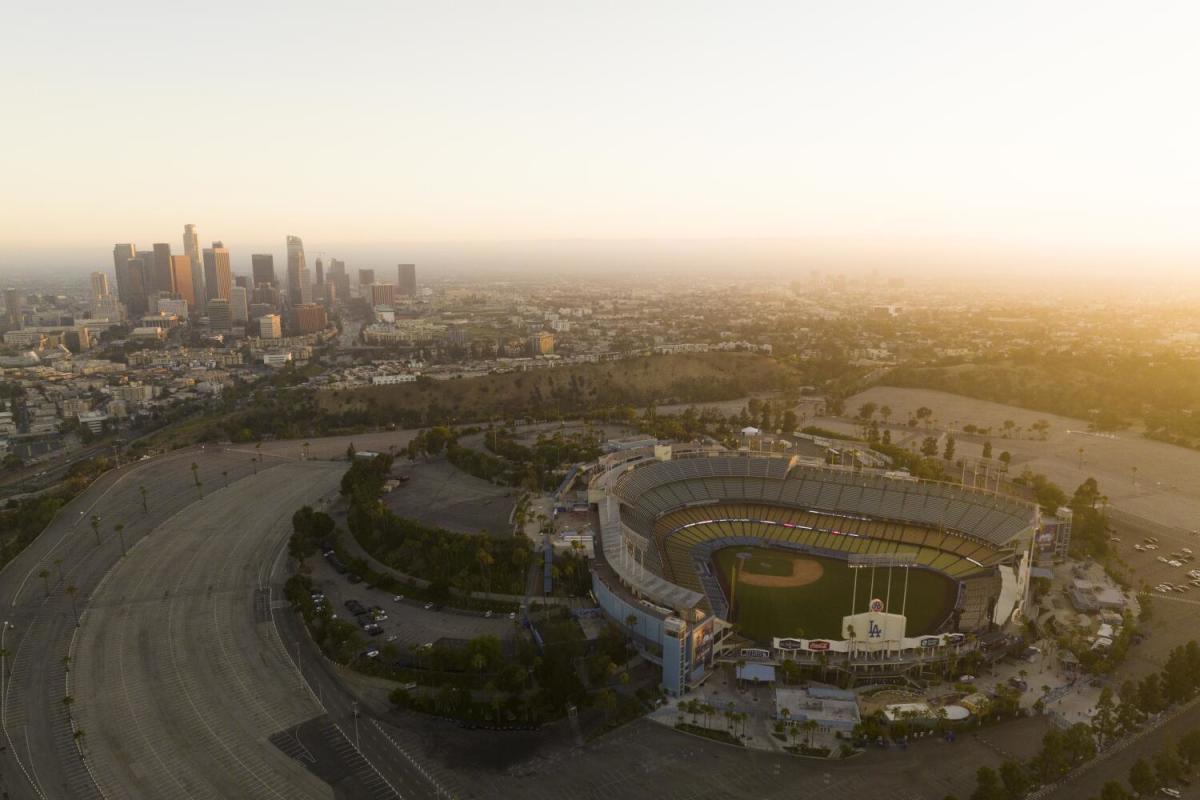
[306,551,520,660]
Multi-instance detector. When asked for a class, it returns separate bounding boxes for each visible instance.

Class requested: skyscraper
[259,314,282,339]
[203,241,232,302]
[125,257,149,315]
[397,263,416,296]
[251,254,277,287]
[169,255,195,310]
[286,235,311,305]
[112,243,137,310]
[90,272,110,301]
[357,269,375,293]
[151,244,174,293]
[313,257,325,302]
[230,286,249,323]
[329,258,350,301]
[3,288,22,329]
[183,224,205,310]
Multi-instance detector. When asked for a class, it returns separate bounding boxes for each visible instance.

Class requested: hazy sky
[2,1,1199,278]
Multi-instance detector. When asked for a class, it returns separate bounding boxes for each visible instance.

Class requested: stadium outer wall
[588,446,1038,694]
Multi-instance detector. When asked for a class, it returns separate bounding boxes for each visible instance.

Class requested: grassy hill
[319,352,795,425]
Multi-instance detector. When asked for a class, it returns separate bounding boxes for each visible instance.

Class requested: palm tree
[190,462,200,487]
[65,585,80,627]
[625,613,638,636]
[38,569,50,596]
[89,514,101,546]
[803,719,819,748]
[138,485,148,514]
[114,523,126,556]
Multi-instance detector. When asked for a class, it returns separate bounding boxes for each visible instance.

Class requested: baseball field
[712,546,958,642]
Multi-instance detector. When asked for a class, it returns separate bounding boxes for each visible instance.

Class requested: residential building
[292,303,327,334]
[259,314,282,339]
[370,283,395,307]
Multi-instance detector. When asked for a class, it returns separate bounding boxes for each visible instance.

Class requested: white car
[1168,560,1184,567]
[1160,788,1181,798]
[362,648,380,659]
[1146,544,1159,550]
[1157,556,1170,564]
[1135,544,1146,552]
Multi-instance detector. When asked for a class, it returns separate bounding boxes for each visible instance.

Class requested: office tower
[253,284,281,306]
[312,257,325,302]
[230,286,249,323]
[207,298,232,332]
[203,241,232,302]
[151,243,173,293]
[112,243,137,310]
[323,279,337,307]
[286,235,311,305]
[90,272,110,301]
[125,257,149,315]
[169,255,195,310]
[292,303,327,334]
[3,288,22,329]
[234,275,250,290]
[157,297,189,320]
[370,283,395,307]
[248,303,273,321]
[314,257,324,288]
[329,258,350,301]
[357,269,375,293]
[251,254,277,287]
[258,313,282,339]
[183,224,204,309]
[529,331,555,355]
[397,263,416,296]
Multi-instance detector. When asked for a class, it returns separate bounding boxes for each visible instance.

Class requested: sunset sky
[2,1,1198,278]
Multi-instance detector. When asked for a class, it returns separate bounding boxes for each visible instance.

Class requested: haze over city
[4,5,1200,800]
[4,1,1200,283]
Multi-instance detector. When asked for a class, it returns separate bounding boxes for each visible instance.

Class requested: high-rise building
[397,263,416,296]
[3,288,22,329]
[234,275,250,290]
[292,303,327,334]
[329,259,350,301]
[203,241,232,302]
[112,243,137,310]
[259,313,282,339]
[169,255,195,310]
[323,279,337,307]
[90,272,110,301]
[314,257,325,288]
[251,254,277,287]
[529,331,555,355]
[183,224,205,310]
[151,243,174,293]
[286,235,311,305]
[125,257,149,315]
[357,269,375,294]
[207,298,232,332]
[370,283,395,307]
[230,286,249,323]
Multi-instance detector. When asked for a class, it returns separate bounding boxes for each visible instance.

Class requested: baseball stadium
[588,446,1040,695]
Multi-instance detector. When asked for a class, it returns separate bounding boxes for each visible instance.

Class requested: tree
[65,585,80,627]
[1097,781,1132,800]
[921,437,940,457]
[1092,687,1118,747]
[1128,758,1155,796]
[998,760,1028,800]
[982,440,993,459]
[190,462,200,487]
[1154,740,1185,786]
[943,436,956,462]
[999,451,1012,465]
[971,766,1005,800]
[857,402,877,421]
[1178,728,1200,766]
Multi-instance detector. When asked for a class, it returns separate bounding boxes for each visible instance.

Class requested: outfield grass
[713,546,957,643]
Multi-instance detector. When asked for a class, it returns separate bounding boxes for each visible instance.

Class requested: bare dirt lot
[385,458,517,536]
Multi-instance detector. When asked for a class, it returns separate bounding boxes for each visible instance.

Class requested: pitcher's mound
[739,557,824,588]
